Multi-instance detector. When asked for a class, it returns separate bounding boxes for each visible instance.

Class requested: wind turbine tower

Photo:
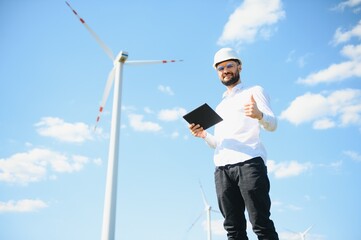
[200,183,212,240]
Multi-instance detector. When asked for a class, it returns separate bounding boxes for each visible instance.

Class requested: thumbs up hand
[244,94,263,120]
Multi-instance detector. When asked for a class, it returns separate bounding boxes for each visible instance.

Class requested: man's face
[216,60,241,87]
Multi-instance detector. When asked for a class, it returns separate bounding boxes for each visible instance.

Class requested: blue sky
[1,0,361,240]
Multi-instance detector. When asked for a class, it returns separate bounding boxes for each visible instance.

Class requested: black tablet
[183,103,223,130]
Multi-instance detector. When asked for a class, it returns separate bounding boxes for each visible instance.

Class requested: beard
[221,71,240,86]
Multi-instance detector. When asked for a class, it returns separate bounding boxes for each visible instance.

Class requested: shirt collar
[222,82,243,98]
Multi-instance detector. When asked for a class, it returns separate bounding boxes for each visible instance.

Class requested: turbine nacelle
[115,51,129,64]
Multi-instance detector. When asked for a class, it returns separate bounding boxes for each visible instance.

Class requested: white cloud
[297,43,361,85]
[35,117,93,143]
[93,158,103,165]
[0,199,48,213]
[286,204,303,211]
[279,93,330,125]
[0,148,90,184]
[50,154,89,173]
[158,107,187,121]
[285,50,312,68]
[341,44,361,60]
[344,150,361,162]
[332,0,361,12]
[202,219,227,236]
[280,88,361,129]
[272,200,303,212]
[122,105,137,112]
[158,85,174,96]
[304,195,311,201]
[332,20,361,45]
[330,160,343,169]
[297,53,312,68]
[312,118,336,129]
[170,131,179,139]
[217,0,285,46]
[128,114,162,132]
[318,160,343,172]
[297,60,361,85]
[267,160,312,178]
[285,50,296,63]
[144,107,154,114]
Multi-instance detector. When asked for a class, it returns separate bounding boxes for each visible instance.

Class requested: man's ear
[238,64,242,72]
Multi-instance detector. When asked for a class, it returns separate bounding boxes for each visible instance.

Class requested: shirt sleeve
[203,131,218,149]
[252,86,277,132]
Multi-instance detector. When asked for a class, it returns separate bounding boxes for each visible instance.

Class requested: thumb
[250,94,256,103]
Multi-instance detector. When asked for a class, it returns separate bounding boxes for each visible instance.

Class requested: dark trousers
[214,157,279,240]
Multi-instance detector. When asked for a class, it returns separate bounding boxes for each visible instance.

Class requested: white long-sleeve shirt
[204,83,277,167]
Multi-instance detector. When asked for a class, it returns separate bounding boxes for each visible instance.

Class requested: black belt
[216,156,263,170]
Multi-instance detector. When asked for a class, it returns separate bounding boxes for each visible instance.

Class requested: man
[189,48,279,240]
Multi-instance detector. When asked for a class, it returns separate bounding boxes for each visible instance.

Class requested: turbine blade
[186,210,205,233]
[95,66,116,129]
[303,225,313,235]
[284,228,298,234]
[126,59,183,65]
[65,1,114,61]
[199,182,209,207]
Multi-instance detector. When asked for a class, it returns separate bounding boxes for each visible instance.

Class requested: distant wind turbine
[287,225,313,240]
[187,182,217,240]
[200,183,212,240]
[299,225,313,240]
[65,2,182,240]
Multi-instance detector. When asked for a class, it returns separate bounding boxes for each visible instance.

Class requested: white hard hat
[213,48,241,68]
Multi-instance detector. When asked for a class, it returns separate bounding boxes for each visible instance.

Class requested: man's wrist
[202,132,207,139]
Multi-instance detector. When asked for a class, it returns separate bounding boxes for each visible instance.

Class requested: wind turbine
[299,225,313,240]
[200,183,212,240]
[287,225,313,240]
[187,182,215,240]
[65,2,182,240]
